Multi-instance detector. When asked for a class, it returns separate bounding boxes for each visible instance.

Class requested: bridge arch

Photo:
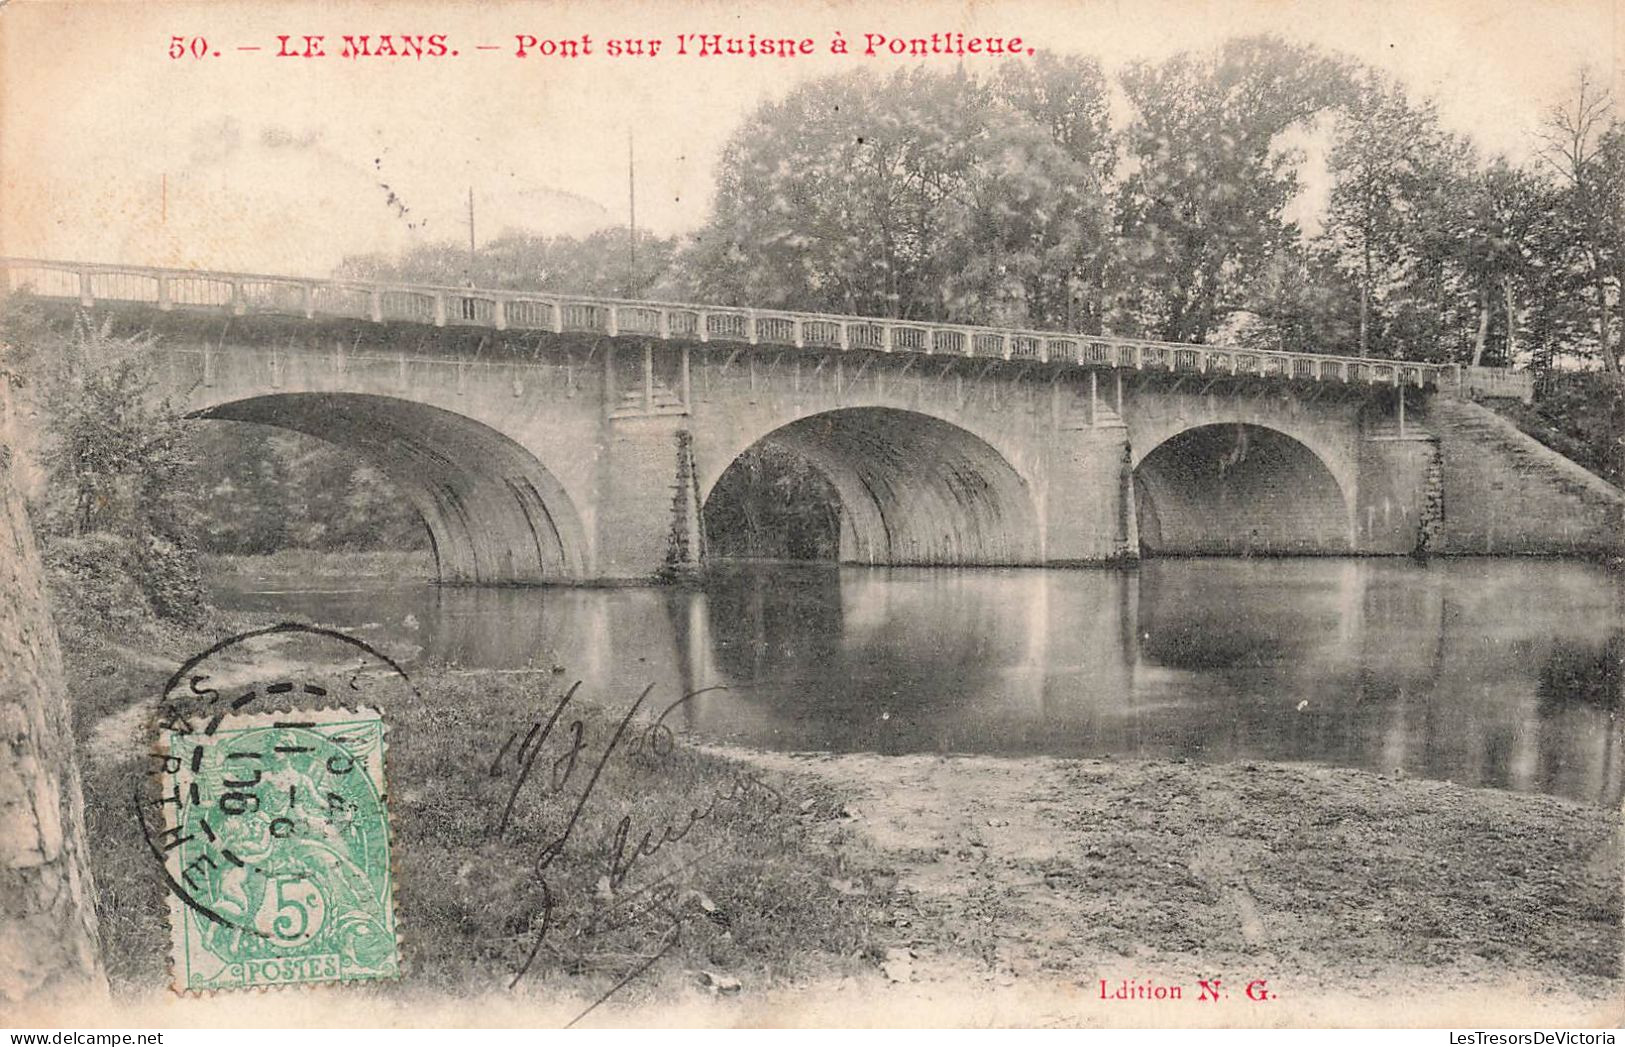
[191,393,590,583]
[700,407,1041,566]
[1132,423,1353,556]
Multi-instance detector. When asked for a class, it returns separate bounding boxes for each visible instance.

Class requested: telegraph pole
[466,186,476,283]
[627,130,638,299]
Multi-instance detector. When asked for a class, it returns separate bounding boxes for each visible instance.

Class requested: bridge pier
[592,415,696,582]
[1042,425,1138,564]
[1355,429,1441,555]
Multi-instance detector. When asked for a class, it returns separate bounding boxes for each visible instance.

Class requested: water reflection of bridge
[334,560,1621,805]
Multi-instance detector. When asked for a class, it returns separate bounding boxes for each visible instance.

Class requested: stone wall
[1426,397,1623,558]
[0,434,106,1003]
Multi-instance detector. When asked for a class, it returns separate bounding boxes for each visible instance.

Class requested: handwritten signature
[484,680,783,1019]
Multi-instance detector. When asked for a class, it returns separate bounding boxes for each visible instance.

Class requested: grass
[201,548,435,585]
[69,628,891,1009]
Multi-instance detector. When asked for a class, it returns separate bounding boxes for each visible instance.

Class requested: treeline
[186,424,427,555]
[347,40,1622,380]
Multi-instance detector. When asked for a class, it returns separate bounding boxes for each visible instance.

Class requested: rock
[697,970,742,995]
[680,888,718,913]
[880,947,915,983]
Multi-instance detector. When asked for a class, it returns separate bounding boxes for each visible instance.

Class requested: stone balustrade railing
[0,258,1458,389]
[1459,365,1535,403]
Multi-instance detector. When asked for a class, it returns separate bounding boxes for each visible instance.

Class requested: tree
[337,228,682,300]
[40,319,191,538]
[991,53,1120,330]
[704,443,841,560]
[995,53,1116,179]
[1113,36,1352,343]
[682,65,1118,330]
[935,117,1114,330]
[186,424,290,554]
[1536,69,1622,381]
[1321,71,1461,356]
[684,69,995,319]
[1230,242,1361,355]
[34,316,203,624]
[1456,161,1549,367]
[185,425,428,555]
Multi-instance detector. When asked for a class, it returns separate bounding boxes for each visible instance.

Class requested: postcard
[0,0,1619,1031]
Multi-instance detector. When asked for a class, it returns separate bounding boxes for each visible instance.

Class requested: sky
[0,0,1618,278]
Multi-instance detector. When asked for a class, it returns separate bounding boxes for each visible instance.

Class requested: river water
[210,558,1623,805]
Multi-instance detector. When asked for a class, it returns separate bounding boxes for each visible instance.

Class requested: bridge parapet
[2,257,1454,390]
[1457,365,1535,404]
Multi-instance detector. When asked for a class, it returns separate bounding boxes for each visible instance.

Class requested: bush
[137,534,204,625]
[11,311,210,627]
[42,533,156,640]
[1501,372,1625,486]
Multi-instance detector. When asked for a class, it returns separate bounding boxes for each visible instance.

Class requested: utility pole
[466,186,476,284]
[627,130,638,299]
[459,186,477,321]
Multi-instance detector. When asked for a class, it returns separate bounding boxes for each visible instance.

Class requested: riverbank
[714,748,1622,1025]
[201,548,433,585]
[68,638,888,1012]
[55,594,1623,1025]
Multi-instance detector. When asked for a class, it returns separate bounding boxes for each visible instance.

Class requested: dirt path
[719,749,1624,1027]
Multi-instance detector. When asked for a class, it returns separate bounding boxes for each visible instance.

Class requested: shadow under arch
[702,407,1041,566]
[191,392,589,584]
[1133,422,1352,556]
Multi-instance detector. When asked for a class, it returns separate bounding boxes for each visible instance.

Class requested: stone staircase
[1424,396,1623,557]
[1057,385,1124,430]
[614,381,686,416]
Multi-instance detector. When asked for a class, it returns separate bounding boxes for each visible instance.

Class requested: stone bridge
[4,259,1617,583]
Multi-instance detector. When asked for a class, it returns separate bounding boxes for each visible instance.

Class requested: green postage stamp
[157,707,400,992]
